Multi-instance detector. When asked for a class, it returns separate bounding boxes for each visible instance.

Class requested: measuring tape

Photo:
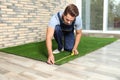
[55,52,74,63]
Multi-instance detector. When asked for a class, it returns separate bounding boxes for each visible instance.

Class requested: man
[46,4,82,64]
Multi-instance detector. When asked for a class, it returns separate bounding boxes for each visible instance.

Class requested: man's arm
[46,27,55,64]
[72,29,82,54]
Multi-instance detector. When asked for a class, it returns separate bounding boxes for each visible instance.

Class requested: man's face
[63,13,75,25]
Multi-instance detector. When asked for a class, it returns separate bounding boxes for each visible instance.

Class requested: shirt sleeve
[48,13,59,29]
[75,16,82,30]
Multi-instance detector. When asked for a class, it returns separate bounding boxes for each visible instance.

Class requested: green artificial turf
[0,36,117,65]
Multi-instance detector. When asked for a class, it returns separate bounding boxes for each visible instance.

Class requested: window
[108,0,120,31]
[82,0,103,30]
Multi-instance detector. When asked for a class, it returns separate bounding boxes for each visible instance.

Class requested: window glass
[82,0,103,30]
[108,0,120,31]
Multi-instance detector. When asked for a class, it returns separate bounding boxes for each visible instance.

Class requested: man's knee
[64,42,74,52]
[64,47,73,52]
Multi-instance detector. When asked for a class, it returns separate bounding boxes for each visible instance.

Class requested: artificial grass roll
[0,36,117,65]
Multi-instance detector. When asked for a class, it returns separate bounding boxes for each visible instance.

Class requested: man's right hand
[47,54,55,64]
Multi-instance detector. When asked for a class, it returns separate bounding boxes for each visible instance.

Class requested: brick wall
[0,0,75,48]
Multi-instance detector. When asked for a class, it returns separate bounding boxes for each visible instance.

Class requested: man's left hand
[72,49,79,55]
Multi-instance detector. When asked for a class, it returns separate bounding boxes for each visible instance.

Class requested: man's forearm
[46,38,53,56]
[73,34,81,49]
[46,27,54,56]
[73,31,82,49]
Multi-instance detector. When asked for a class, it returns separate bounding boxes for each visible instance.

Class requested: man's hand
[47,54,55,64]
[72,49,79,55]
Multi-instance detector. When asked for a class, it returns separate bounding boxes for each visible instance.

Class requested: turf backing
[0,36,117,65]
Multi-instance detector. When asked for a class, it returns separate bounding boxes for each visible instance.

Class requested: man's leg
[64,32,75,52]
[54,25,63,51]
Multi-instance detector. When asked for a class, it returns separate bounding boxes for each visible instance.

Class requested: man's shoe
[53,48,64,54]
[61,48,64,51]
[53,49,60,54]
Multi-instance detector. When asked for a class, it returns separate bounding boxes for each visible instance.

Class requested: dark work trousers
[54,25,75,52]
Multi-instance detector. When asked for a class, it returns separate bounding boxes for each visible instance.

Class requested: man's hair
[63,4,79,17]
